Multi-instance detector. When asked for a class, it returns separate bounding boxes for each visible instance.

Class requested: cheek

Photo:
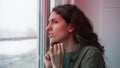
[54,26,69,38]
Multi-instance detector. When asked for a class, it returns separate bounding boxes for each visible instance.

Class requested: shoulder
[72,46,105,68]
[80,45,104,61]
[82,46,101,55]
[81,46,104,62]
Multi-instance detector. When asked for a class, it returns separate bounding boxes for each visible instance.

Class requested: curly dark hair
[52,4,105,54]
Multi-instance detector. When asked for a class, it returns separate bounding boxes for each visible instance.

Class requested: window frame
[39,0,50,68]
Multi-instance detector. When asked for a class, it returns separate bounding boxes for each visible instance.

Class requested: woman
[44,4,105,68]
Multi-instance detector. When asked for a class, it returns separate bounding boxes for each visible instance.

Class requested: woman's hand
[49,43,66,68]
[43,52,52,68]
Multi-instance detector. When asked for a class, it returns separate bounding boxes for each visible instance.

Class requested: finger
[44,52,50,60]
[49,44,57,56]
[54,44,58,54]
[57,43,61,54]
[60,43,65,54]
[48,47,52,57]
[47,52,51,60]
[44,54,48,62]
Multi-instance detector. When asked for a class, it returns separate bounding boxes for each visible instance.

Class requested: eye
[52,19,58,24]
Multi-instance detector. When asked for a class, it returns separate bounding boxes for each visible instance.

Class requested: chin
[50,39,60,46]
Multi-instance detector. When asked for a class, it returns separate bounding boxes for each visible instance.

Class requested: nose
[46,23,52,31]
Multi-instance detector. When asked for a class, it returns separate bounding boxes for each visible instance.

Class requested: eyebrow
[48,18,57,22]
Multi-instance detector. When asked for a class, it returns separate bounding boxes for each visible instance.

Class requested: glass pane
[50,0,55,12]
[0,0,39,68]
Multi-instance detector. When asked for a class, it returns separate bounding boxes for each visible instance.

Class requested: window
[0,0,39,68]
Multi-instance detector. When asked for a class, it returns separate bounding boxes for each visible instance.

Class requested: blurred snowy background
[0,39,38,68]
[0,0,39,68]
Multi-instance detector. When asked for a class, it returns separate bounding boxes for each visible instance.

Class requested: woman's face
[46,12,73,44]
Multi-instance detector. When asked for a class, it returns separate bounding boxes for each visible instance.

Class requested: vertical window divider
[39,0,50,68]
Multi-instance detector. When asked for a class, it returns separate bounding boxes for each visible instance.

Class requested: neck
[65,42,78,53]
[62,35,78,53]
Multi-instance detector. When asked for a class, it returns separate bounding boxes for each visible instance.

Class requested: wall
[100,0,120,68]
[75,0,120,68]
[75,0,102,35]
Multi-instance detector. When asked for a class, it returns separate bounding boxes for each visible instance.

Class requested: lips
[48,33,53,38]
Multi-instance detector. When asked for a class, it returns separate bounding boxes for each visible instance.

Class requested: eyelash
[53,20,58,23]
[48,19,58,25]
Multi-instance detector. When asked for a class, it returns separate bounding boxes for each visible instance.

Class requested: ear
[67,24,74,32]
